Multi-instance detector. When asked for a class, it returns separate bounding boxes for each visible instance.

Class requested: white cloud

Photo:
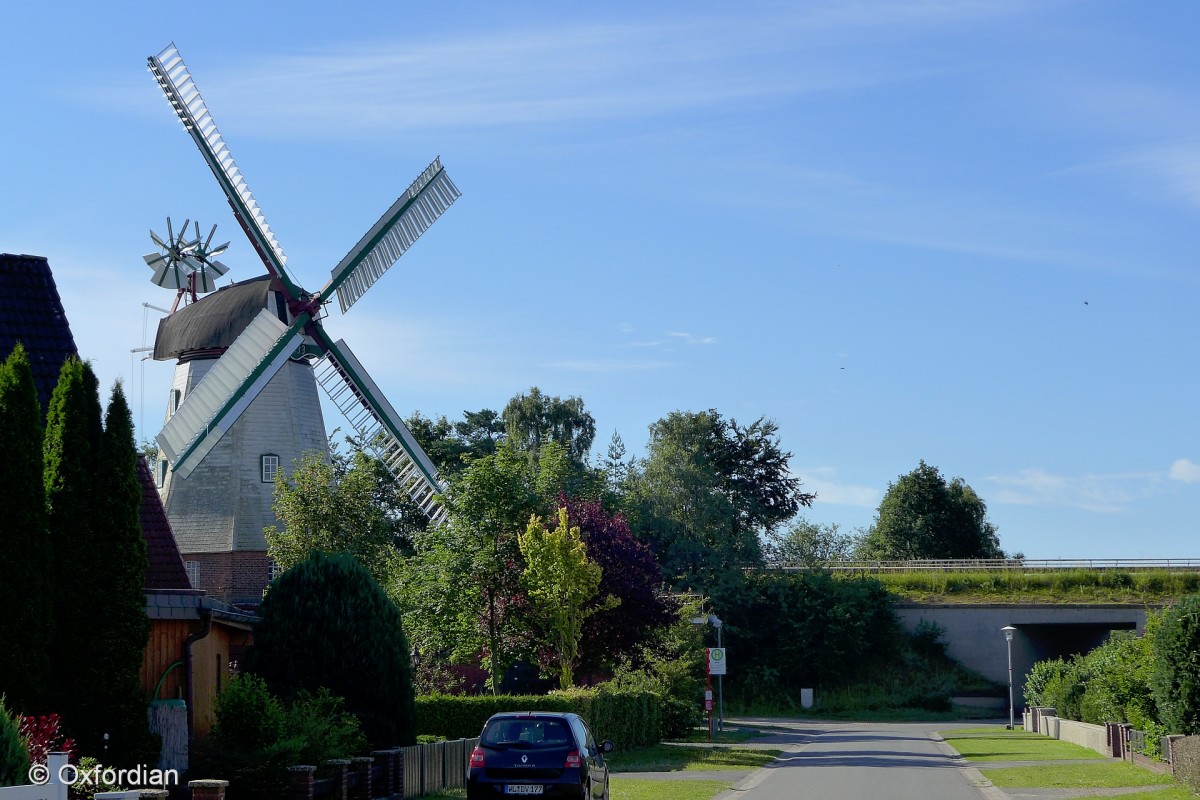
[1169,458,1200,483]
[667,332,718,345]
[985,467,1163,513]
[799,467,880,508]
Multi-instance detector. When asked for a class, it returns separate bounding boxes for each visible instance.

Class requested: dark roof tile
[137,456,194,591]
[0,254,79,413]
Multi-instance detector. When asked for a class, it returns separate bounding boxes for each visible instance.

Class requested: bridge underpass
[892,603,1146,707]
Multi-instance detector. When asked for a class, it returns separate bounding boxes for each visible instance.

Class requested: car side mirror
[601,740,614,754]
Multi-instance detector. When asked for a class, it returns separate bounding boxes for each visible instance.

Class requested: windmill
[146,43,458,599]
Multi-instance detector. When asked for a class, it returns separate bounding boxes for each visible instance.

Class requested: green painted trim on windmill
[322,165,444,299]
[172,312,311,470]
[309,325,441,489]
[148,52,304,301]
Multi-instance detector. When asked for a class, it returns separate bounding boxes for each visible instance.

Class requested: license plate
[505,786,544,795]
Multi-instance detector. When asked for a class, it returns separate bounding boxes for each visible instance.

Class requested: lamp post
[1002,626,1016,730]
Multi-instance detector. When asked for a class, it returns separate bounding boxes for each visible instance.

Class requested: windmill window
[156,458,168,487]
[169,389,182,416]
[185,561,200,589]
[261,454,281,483]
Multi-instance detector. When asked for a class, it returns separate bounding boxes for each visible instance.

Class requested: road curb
[931,732,1009,800]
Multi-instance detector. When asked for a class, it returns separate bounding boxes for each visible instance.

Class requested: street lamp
[1001,626,1016,730]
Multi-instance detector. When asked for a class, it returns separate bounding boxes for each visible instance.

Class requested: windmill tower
[146,43,458,604]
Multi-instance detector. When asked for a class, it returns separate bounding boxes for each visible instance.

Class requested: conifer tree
[90,382,154,764]
[43,359,105,754]
[0,344,51,712]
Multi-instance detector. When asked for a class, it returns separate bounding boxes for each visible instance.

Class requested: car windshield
[481,719,572,748]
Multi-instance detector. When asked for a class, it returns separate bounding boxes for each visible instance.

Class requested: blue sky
[3,1,1199,558]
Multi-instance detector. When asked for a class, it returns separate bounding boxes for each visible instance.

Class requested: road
[725,719,998,800]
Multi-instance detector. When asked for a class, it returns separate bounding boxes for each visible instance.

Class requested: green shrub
[415,687,662,749]
[198,683,366,800]
[1024,658,1068,708]
[1175,736,1200,792]
[248,551,416,746]
[210,675,284,753]
[1153,594,1200,734]
[0,696,28,786]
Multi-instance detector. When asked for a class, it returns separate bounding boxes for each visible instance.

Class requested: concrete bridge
[892,603,1148,707]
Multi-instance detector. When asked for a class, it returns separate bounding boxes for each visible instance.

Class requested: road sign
[707,647,727,675]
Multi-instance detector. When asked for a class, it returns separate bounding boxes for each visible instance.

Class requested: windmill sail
[325,158,460,313]
[313,335,447,523]
[148,43,300,297]
[157,309,308,478]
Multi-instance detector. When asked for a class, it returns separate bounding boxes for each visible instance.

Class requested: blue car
[468,712,614,800]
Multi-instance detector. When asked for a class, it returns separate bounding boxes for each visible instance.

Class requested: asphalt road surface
[726,719,997,800]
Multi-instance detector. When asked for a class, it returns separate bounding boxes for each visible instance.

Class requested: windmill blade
[144,251,169,270]
[150,259,192,290]
[157,309,308,478]
[323,158,461,314]
[148,44,301,297]
[312,335,447,524]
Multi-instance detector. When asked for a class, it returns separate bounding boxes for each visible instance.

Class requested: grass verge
[980,763,1175,789]
[1068,789,1197,800]
[610,777,732,800]
[606,744,780,773]
[673,726,765,744]
[944,733,1105,761]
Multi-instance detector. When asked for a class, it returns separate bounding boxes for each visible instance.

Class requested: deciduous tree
[627,410,814,591]
[265,446,409,584]
[857,460,1003,560]
[518,508,607,689]
[503,387,596,464]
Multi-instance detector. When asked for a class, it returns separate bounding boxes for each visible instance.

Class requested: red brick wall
[182,551,273,605]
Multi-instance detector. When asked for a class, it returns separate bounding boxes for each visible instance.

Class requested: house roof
[137,455,194,591]
[0,254,79,413]
[153,274,282,361]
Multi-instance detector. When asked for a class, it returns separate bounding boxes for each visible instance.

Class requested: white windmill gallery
[143,44,455,605]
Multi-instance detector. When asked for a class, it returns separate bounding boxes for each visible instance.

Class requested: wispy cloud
[545,358,674,373]
[668,332,718,345]
[800,467,879,508]
[105,3,1030,138]
[985,467,1166,513]
[1057,139,1200,213]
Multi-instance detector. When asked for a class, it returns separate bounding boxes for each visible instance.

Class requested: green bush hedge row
[416,687,662,750]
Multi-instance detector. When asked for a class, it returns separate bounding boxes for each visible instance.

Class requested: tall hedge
[1153,594,1200,734]
[247,551,416,746]
[0,345,51,712]
[414,687,662,749]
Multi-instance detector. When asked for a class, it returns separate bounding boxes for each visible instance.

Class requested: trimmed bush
[247,551,416,746]
[416,687,662,749]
